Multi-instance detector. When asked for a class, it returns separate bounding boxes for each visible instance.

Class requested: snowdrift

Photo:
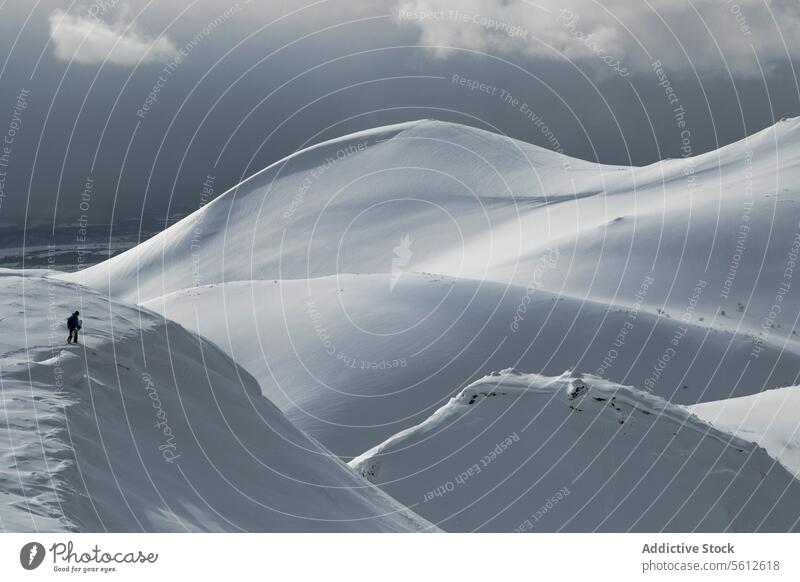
[690,386,800,478]
[145,273,800,458]
[350,370,800,532]
[0,270,433,532]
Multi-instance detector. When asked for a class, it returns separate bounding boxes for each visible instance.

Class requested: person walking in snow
[67,310,82,344]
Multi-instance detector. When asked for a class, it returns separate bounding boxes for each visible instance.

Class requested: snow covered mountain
[0,270,434,532]
[60,117,800,439]
[145,273,800,458]
[61,119,629,303]
[64,117,800,336]
[49,117,800,531]
[350,370,800,532]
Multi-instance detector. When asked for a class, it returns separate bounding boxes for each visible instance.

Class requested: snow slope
[64,118,800,341]
[690,386,800,478]
[55,117,800,531]
[65,119,800,414]
[0,270,434,532]
[145,273,800,458]
[61,119,630,303]
[421,117,800,336]
[350,370,800,532]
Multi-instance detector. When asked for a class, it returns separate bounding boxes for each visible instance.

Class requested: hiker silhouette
[67,310,82,344]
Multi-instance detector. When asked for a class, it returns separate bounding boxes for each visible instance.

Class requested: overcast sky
[0,0,798,224]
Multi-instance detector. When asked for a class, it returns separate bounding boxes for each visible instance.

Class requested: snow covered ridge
[60,118,628,302]
[689,385,800,479]
[0,271,435,532]
[350,370,800,532]
[145,274,800,460]
[64,116,800,342]
[46,116,800,531]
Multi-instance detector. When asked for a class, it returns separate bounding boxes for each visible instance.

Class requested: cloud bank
[395,0,800,76]
[49,8,176,66]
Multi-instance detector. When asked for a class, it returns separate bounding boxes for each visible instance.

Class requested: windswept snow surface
[350,371,800,532]
[145,274,800,458]
[51,118,800,531]
[61,119,629,303]
[690,387,800,478]
[69,120,800,411]
[0,270,434,532]
[65,118,800,340]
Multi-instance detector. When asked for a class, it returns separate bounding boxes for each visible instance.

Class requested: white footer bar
[2,533,798,580]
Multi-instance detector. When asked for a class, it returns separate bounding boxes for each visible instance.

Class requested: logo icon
[20,542,45,570]
[391,234,413,291]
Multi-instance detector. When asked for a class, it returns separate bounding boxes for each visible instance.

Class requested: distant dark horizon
[0,216,183,272]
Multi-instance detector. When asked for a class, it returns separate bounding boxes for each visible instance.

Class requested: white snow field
[690,386,800,478]
[350,371,800,532]
[54,117,800,531]
[62,119,630,303]
[144,274,800,459]
[0,270,434,532]
[65,117,800,335]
